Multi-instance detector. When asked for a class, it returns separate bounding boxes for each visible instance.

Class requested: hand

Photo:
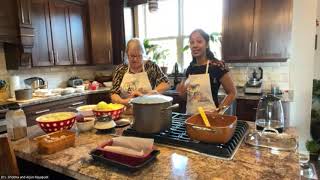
[176,79,189,96]
[129,90,143,98]
[146,90,159,95]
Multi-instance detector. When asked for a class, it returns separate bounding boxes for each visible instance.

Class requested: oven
[0,102,18,134]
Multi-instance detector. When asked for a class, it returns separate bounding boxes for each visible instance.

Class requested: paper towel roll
[9,76,20,98]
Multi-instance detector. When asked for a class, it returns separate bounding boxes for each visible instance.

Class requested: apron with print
[186,61,216,114]
[119,62,152,98]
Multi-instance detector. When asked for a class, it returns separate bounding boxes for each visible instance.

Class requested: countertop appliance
[68,77,83,87]
[123,112,249,160]
[0,101,19,134]
[244,67,263,94]
[24,77,46,91]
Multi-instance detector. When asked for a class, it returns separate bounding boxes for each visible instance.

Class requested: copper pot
[185,112,237,144]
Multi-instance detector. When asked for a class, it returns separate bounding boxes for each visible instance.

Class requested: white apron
[119,62,152,98]
[186,61,216,114]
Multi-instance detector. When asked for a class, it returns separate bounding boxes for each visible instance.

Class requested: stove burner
[123,112,249,160]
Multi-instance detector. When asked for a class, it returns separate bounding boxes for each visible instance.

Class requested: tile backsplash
[0,47,113,100]
[227,62,290,91]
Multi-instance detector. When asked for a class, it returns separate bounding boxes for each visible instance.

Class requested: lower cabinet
[23,95,87,126]
[236,99,259,122]
[87,92,110,104]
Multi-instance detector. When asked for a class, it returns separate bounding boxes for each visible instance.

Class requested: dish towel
[103,136,154,157]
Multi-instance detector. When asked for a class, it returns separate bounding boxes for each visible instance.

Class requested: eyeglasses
[128,54,142,59]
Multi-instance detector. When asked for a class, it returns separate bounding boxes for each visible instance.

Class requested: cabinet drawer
[236,99,259,121]
[23,95,86,126]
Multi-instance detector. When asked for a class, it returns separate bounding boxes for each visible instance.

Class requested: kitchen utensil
[94,115,116,130]
[36,112,76,133]
[115,118,131,127]
[76,105,96,117]
[244,67,263,94]
[130,94,178,134]
[24,77,46,91]
[255,94,285,133]
[198,107,211,127]
[185,112,237,143]
[15,88,32,100]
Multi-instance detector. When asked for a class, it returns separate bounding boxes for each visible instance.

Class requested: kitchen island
[11,122,300,180]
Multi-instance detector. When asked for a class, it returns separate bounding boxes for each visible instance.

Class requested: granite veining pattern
[11,122,300,180]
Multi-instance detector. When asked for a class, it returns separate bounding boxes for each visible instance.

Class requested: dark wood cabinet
[23,95,87,126]
[88,0,113,65]
[31,0,89,67]
[236,99,259,121]
[222,0,292,62]
[1,0,34,69]
[31,0,54,66]
[87,92,111,104]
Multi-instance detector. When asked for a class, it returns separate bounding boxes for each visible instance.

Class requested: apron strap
[205,61,209,74]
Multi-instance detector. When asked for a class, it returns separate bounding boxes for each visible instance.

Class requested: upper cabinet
[1,0,34,69]
[222,0,293,62]
[88,0,113,65]
[31,0,89,67]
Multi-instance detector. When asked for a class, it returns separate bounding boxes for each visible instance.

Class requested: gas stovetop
[123,112,249,160]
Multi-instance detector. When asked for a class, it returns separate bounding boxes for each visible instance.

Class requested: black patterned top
[110,60,169,95]
[185,60,229,107]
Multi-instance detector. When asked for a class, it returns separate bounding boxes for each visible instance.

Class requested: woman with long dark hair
[176,29,236,114]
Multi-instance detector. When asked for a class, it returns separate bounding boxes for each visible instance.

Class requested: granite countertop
[11,87,111,107]
[11,121,300,180]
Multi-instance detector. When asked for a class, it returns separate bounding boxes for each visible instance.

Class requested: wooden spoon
[198,107,211,127]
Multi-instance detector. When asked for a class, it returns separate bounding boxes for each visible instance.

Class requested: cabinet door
[236,99,259,121]
[69,3,89,65]
[31,0,54,66]
[0,0,19,44]
[49,0,73,65]
[88,0,113,65]
[252,0,292,60]
[222,0,254,61]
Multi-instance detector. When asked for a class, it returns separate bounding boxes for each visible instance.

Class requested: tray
[90,149,160,172]
[34,130,75,154]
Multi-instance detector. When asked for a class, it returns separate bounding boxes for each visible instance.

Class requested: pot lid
[130,94,173,104]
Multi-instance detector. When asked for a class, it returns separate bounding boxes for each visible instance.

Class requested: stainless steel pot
[130,95,178,133]
[15,88,32,100]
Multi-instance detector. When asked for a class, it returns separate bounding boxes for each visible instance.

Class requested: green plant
[143,39,169,66]
[306,139,320,154]
[312,79,320,121]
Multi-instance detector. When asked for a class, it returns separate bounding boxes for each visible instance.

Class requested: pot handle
[191,125,216,133]
[161,103,179,111]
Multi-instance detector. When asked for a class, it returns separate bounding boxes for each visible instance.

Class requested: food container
[76,117,95,132]
[76,105,96,117]
[36,112,77,133]
[130,95,178,134]
[15,88,32,100]
[34,130,75,154]
[185,112,237,144]
[93,104,125,120]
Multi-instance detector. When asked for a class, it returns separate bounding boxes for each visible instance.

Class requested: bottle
[6,104,27,141]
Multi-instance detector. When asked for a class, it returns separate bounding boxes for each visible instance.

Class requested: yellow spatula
[198,107,211,127]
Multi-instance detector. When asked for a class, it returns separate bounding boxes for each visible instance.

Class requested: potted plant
[306,139,320,161]
[143,39,170,74]
[311,79,320,141]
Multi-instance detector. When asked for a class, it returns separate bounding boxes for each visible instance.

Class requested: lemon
[97,101,108,110]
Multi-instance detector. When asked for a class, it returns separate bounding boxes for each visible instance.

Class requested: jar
[6,104,27,141]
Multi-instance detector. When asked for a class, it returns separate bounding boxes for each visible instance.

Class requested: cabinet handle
[35,109,50,115]
[121,50,124,60]
[253,108,257,110]
[74,50,78,62]
[108,50,111,61]
[255,42,258,56]
[249,42,252,57]
[55,51,59,62]
[71,101,84,106]
[50,50,54,62]
[20,1,25,24]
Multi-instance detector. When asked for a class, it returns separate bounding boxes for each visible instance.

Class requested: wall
[0,47,113,100]
[228,62,290,91]
[289,0,317,151]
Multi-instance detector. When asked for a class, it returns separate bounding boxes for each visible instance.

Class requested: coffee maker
[244,67,263,94]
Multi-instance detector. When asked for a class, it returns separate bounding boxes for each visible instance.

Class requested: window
[137,0,223,73]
